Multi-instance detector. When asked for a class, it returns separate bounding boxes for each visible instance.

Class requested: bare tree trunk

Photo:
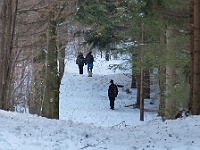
[0,0,8,109]
[42,19,59,119]
[136,75,141,108]
[191,0,200,114]
[57,28,65,81]
[131,54,137,88]
[158,30,166,117]
[165,28,176,119]
[131,74,137,88]
[29,49,46,115]
[143,70,150,99]
[165,64,176,119]
[158,67,166,117]
[58,47,65,81]
[41,1,76,118]
[0,0,17,110]
[7,0,18,110]
[140,69,144,121]
[3,0,12,109]
[189,0,194,111]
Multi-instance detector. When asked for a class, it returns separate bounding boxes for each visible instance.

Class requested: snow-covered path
[60,56,159,127]
[0,55,200,150]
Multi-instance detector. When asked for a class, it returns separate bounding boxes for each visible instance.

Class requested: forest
[0,0,199,120]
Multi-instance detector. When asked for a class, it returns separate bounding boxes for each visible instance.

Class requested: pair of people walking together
[76,51,94,76]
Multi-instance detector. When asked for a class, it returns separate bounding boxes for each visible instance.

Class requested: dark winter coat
[76,55,85,66]
[85,52,94,64]
[108,83,118,98]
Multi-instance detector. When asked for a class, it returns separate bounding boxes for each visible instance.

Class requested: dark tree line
[0,0,77,119]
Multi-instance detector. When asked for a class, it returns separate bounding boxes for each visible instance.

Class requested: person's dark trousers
[79,65,83,74]
[109,97,115,109]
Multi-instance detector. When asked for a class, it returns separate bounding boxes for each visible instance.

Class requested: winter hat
[110,79,114,84]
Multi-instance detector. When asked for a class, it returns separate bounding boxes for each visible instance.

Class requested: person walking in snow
[85,51,94,77]
[108,79,118,110]
[76,52,86,74]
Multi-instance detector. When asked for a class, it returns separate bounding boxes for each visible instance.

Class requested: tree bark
[57,28,65,81]
[158,67,166,117]
[189,0,194,111]
[0,0,8,109]
[143,70,150,99]
[136,75,141,108]
[131,54,137,88]
[0,0,17,110]
[165,63,176,119]
[29,49,46,115]
[42,19,59,119]
[165,28,176,119]
[158,29,166,117]
[140,69,144,121]
[191,0,200,114]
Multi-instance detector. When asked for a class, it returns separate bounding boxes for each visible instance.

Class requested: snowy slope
[60,55,159,127]
[0,54,199,150]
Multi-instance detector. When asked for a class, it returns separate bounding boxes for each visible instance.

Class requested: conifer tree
[76,0,191,119]
[125,0,190,119]
[76,0,121,60]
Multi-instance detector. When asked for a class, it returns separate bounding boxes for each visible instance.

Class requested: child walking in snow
[108,79,118,110]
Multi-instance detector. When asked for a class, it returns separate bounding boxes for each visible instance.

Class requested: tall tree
[189,0,194,112]
[191,0,200,114]
[165,27,176,119]
[42,0,77,119]
[42,17,59,118]
[76,0,120,59]
[0,0,18,110]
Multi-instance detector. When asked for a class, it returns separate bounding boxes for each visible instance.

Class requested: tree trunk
[165,28,176,119]
[58,46,65,82]
[57,28,65,81]
[158,67,166,117]
[29,49,46,115]
[143,70,150,99]
[189,0,194,111]
[6,0,18,110]
[42,19,59,119]
[131,54,137,88]
[140,69,144,121]
[165,63,176,119]
[158,30,166,117]
[136,75,141,108]
[191,0,200,114]
[0,0,17,110]
[131,74,137,88]
[0,0,8,109]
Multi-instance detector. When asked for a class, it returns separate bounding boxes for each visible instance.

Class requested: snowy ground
[0,54,200,150]
[60,55,159,127]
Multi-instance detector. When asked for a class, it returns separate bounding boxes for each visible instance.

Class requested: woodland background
[0,0,199,120]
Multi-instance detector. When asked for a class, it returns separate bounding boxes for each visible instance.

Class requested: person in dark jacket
[85,51,94,77]
[76,52,85,74]
[108,79,118,110]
